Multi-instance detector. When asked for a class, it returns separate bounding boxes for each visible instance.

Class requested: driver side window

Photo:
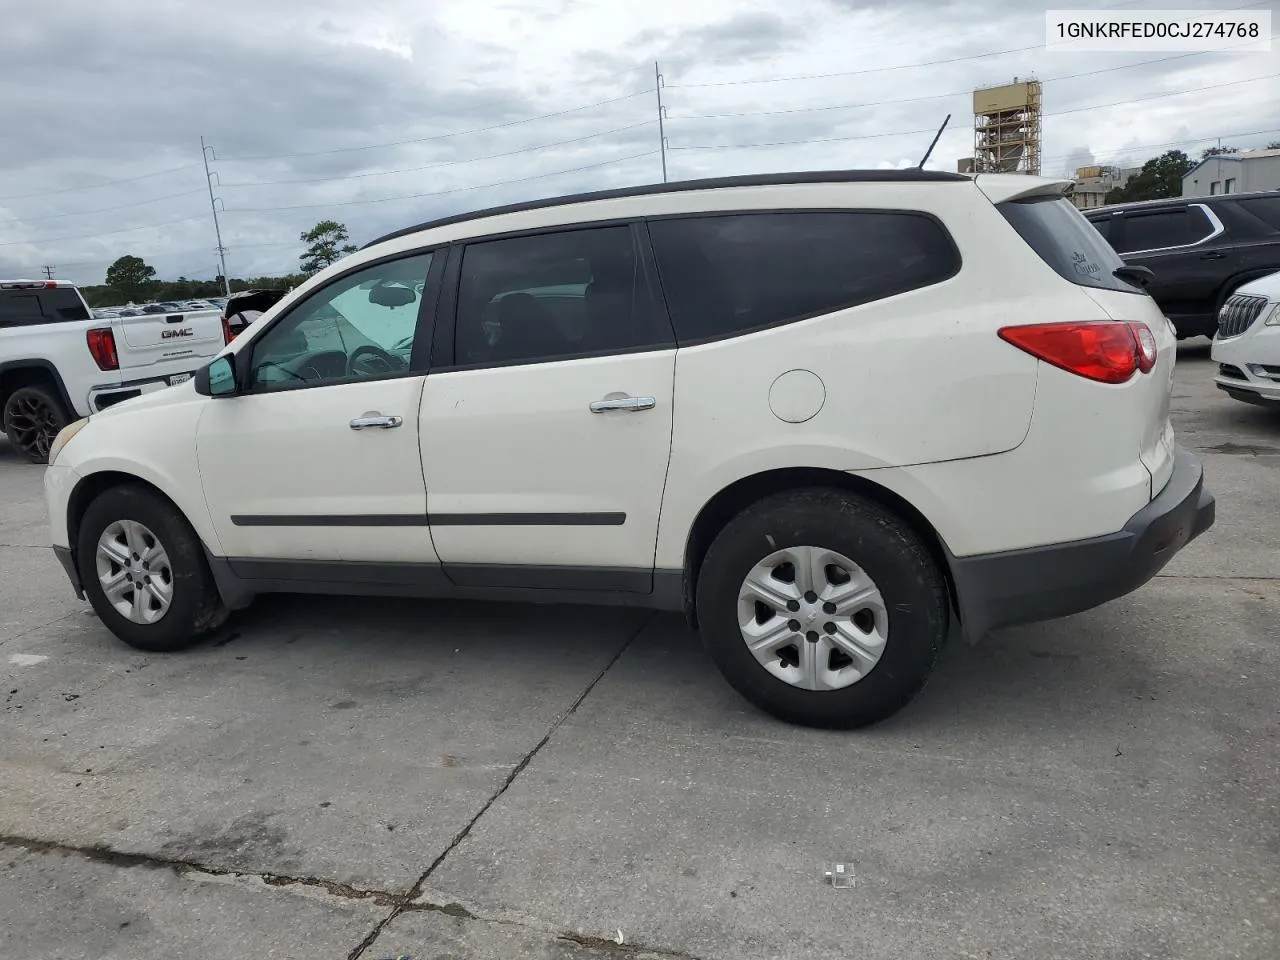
[249,251,434,391]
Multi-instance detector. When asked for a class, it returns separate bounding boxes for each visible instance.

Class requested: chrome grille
[1216,294,1270,339]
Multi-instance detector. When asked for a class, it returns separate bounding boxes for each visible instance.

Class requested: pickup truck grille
[1217,294,1270,339]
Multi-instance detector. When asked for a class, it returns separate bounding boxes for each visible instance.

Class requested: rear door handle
[590,395,656,413]
[350,415,403,430]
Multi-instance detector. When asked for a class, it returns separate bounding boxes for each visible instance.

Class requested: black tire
[3,384,70,464]
[76,484,227,652]
[695,487,948,729]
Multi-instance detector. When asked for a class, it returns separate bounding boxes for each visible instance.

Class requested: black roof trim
[362,168,970,249]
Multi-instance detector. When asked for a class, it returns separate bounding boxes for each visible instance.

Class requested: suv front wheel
[696,488,949,728]
[76,484,228,651]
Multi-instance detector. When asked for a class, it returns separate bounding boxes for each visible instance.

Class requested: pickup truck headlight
[1264,303,1280,326]
[48,418,88,466]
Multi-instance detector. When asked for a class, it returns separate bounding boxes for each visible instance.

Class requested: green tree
[1200,145,1239,159]
[1105,150,1193,204]
[299,220,357,275]
[104,255,157,302]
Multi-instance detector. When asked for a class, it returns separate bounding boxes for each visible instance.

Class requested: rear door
[419,223,676,592]
[998,194,1177,496]
[1112,204,1225,320]
[112,309,225,374]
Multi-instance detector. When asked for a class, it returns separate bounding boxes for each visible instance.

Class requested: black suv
[1084,191,1280,339]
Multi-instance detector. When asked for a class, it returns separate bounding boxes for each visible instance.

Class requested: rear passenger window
[0,293,43,327]
[1116,207,1214,253]
[647,212,958,343]
[455,226,668,366]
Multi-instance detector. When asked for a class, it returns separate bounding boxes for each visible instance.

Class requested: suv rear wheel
[696,488,948,728]
[76,484,228,651]
[3,384,69,464]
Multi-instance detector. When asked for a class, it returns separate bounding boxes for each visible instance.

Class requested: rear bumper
[87,370,197,412]
[948,446,1214,640]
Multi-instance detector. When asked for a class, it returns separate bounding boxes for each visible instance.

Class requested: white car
[43,170,1215,728]
[1211,271,1280,408]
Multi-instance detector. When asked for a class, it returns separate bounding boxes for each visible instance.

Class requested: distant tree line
[79,219,359,307]
[1103,140,1280,204]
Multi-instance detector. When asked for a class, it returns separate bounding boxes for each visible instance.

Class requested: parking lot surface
[2,343,1277,960]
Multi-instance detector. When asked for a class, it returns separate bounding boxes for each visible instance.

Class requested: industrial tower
[972,79,1042,176]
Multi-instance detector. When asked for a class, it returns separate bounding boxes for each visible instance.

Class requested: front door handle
[1200,251,1226,260]
[589,395,656,413]
[350,415,403,430]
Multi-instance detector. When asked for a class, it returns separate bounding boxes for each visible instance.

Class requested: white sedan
[1212,271,1280,409]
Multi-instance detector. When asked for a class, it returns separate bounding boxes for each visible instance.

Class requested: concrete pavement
[1,342,1277,959]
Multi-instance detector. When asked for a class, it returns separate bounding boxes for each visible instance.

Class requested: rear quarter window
[0,288,89,326]
[647,211,959,344]
[999,196,1138,294]
[1236,196,1280,230]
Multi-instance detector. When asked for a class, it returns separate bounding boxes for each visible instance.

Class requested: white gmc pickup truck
[1,279,227,462]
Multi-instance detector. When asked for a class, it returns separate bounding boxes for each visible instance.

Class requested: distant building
[1183,149,1280,197]
[957,157,975,174]
[1069,165,1140,210]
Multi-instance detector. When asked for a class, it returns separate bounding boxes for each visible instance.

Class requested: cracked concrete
[2,343,1278,960]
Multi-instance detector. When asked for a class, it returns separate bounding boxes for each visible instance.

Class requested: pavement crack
[347,612,656,960]
[0,835,397,906]
[396,898,705,959]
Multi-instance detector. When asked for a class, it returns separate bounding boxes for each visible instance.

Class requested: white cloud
[1,0,1276,282]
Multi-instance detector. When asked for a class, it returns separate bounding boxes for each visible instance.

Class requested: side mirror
[194,355,238,397]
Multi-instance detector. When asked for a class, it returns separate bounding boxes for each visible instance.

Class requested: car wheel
[3,384,69,464]
[696,487,949,729]
[76,484,228,652]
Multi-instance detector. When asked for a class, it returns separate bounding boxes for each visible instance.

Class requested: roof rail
[362,168,969,249]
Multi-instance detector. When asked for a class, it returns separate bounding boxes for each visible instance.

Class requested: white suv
[44,170,1215,728]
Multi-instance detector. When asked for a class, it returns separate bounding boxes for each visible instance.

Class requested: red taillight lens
[997,321,1156,384]
[86,327,119,371]
[221,314,234,344]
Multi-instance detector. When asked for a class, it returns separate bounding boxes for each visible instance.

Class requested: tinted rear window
[999,197,1137,293]
[647,211,959,343]
[0,287,90,326]
[1237,196,1280,230]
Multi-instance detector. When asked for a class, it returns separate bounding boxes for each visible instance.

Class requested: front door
[420,224,676,592]
[197,250,441,565]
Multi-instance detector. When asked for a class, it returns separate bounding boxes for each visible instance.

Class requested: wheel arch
[680,466,959,631]
[67,471,182,558]
[0,359,76,417]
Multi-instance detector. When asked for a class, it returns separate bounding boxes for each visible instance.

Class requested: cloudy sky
[1,0,1276,284]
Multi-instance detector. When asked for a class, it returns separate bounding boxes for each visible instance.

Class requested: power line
[669,73,1280,152]
[0,162,203,202]
[216,89,653,163]
[1037,127,1280,168]
[0,213,208,248]
[3,189,208,225]
[667,39,1277,123]
[226,149,659,213]
[221,121,656,187]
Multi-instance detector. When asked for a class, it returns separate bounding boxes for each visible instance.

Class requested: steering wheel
[347,344,406,378]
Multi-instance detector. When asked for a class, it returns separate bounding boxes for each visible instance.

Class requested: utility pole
[200,136,231,297]
[41,265,55,280]
[654,61,668,183]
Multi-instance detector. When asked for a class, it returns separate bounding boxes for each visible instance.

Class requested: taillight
[86,327,119,371]
[997,321,1156,385]
[221,314,234,344]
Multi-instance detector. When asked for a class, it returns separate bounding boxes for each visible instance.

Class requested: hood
[89,379,201,422]
[1234,268,1280,302]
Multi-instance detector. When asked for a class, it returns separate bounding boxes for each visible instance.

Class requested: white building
[1183,149,1280,198]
